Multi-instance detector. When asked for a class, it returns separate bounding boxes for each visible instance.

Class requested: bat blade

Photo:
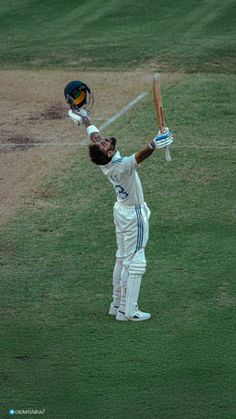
[153,73,171,162]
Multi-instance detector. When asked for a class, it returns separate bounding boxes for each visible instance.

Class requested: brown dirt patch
[0,69,182,225]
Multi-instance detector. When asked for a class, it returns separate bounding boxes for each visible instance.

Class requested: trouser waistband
[114,201,147,209]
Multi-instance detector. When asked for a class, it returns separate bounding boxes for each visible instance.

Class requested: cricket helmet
[64,80,94,110]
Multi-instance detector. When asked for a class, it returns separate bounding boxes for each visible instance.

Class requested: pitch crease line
[99,92,148,131]
[79,91,148,145]
[1,144,235,149]
[0,92,148,148]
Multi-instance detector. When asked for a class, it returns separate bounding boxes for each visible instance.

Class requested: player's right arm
[69,108,102,144]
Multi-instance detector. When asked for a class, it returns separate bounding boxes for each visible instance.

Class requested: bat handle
[161,126,171,162]
[164,145,171,162]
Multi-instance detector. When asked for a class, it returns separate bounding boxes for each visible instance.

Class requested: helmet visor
[74,90,86,106]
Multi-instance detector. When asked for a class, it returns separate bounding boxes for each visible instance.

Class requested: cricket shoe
[116,310,151,321]
[109,303,119,316]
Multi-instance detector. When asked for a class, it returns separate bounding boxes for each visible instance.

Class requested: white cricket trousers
[112,202,151,316]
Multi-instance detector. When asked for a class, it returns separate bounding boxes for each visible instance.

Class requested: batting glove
[78,108,88,118]
[68,109,82,126]
[150,127,173,149]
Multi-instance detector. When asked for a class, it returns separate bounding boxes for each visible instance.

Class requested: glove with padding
[151,127,173,149]
[68,109,82,126]
[68,107,88,126]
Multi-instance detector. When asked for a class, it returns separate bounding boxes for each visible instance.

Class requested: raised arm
[135,130,174,164]
[69,108,103,144]
[135,144,155,164]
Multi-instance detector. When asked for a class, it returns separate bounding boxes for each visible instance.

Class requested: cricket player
[64,81,173,321]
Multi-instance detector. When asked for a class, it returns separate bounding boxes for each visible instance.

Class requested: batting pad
[125,274,142,318]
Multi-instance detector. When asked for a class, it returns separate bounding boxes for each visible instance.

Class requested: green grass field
[0,0,235,73]
[1,74,236,418]
[1,1,236,418]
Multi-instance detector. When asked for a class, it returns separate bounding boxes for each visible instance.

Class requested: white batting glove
[68,109,82,126]
[78,108,88,118]
[150,127,173,149]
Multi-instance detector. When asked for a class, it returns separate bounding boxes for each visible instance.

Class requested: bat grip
[164,145,171,162]
[160,126,171,162]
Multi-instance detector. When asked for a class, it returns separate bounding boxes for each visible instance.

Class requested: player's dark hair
[88,144,112,166]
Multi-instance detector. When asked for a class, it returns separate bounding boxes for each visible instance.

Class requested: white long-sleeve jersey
[100,151,144,206]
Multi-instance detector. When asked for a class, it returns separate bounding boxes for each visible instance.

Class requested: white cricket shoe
[109,303,119,316]
[116,309,151,321]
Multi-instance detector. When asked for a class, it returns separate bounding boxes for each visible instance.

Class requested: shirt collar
[111,150,121,161]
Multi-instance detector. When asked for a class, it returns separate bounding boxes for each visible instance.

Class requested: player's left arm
[135,145,155,164]
[135,129,173,163]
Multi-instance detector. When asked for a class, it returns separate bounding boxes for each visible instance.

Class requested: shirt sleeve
[111,154,138,175]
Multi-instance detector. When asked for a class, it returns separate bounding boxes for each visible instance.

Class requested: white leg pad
[112,258,122,306]
[125,249,146,317]
[118,266,129,313]
[125,274,142,318]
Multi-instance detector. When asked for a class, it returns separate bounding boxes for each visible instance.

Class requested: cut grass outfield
[0,73,236,418]
[0,0,235,73]
[0,0,236,416]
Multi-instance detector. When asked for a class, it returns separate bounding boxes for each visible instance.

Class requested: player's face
[97,137,116,155]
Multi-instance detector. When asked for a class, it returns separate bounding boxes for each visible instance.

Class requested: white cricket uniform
[100,151,151,315]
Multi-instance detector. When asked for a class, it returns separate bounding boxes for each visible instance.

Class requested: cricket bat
[153,73,171,162]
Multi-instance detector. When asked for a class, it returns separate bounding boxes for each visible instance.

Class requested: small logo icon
[8,409,16,416]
